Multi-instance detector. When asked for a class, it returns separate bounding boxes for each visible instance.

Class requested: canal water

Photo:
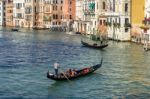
[0,30,150,99]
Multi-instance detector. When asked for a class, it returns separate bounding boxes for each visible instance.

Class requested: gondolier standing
[54,62,59,76]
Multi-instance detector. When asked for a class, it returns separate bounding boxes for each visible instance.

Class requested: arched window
[102,2,106,10]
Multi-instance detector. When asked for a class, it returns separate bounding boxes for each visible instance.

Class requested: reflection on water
[0,30,150,98]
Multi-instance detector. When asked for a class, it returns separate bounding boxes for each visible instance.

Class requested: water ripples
[0,31,150,98]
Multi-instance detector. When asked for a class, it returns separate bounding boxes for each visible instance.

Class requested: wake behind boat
[47,59,103,81]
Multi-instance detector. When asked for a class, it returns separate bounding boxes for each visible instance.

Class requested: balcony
[43,16,51,21]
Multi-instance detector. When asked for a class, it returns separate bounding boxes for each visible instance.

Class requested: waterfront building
[0,0,4,26]
[24,0,35,28]
[74,0,83,33]
[96,0,108,37]
[82,0,97,34]
[24,0,52,29]
[105,0,131,41]
[43,0,52,28]
[145,0,150,18]
[80,0,131,41]
[131,0,145,42]
[6,0,13,27]
[13,0,25,27]
[34,0,45,28]
[63,0,75,31]
[51,0,63,26]
[143,0,150,50]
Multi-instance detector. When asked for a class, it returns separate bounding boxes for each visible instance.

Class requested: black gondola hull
[11,28,19,32]
[81,40,108,49]
[47,59,103,81]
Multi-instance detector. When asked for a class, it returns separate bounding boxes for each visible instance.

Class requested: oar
[59,69,71,82]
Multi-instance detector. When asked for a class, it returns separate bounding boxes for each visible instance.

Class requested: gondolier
[54,62,59,76]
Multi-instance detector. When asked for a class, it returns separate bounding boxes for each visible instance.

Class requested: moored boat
[47,58,103,81]
[81,40,108,49]
[11,28,19,32]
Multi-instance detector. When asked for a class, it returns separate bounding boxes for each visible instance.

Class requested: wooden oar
[60,69,71,82]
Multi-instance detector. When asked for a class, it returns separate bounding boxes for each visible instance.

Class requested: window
[125,3,128,12]
[56,0,57,4]
[100,20,102,25]
[70,15,72,19]
[119,18,121,25]
[53,14,55,19]
[56,14,58,19]
[103,20,106,25]
[61,0,63,4]
[125,18,129,32]
[17,13,23,18]
[56,6,57,10]
[53,0,55,4]
[16,3,22,9]
[70,1,72,5]
[125,18,129,24]
[113,0,115,12]
[102,2,106,10]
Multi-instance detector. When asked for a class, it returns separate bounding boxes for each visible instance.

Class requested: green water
[0,30,150,99]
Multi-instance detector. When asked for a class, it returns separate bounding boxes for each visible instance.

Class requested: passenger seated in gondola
[83,68,90,74]
[59,73,64,78]
[70,69,77,77]
[65,68,72,77]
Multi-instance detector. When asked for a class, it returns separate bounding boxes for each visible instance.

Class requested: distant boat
[47,58,103,81]
[81,40,108,49]
[75,32,81,34]
[32,27,42,30]
[11,28,19,32]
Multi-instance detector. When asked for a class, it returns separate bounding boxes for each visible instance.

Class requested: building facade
[34,0,45,28]
[131,0,145,42]
[13,0,25,27]
[43,0,53,28]
[24,0,35,28]
[74,0,83,33]
[105,0,131,41]
[82,0,97,34]
[63,0,75,31]
[51,0,63,26]
[6,0,13,27]
[0,0,4,26]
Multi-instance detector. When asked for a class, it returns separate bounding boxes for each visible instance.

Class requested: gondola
[47,58,103,81]
[32,27,43,30]
[11,28,19,32]
[81,40,108,49]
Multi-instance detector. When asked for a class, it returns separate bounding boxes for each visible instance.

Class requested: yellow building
[131,0,145,26]
[131,0,145,42]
